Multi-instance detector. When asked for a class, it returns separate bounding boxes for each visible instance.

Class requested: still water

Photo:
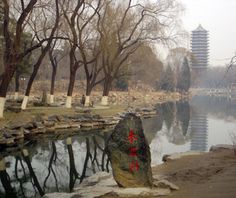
[1,95,236,197]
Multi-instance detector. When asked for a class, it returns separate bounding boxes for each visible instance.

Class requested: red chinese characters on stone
[129,160,139,172]
[128,129,139,172]
[128,129,137,144]
[129,147,138,157]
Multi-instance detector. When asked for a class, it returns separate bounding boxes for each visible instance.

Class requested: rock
[162,151,203,162]
[8,128,24,139]
[93,114,102,119]
[3,131,13,139]
[81,123,95,128]
[0,137,15,145]
[33,114,45,122]
[140,107,153,112]
[31,127,46,134]
[33,101,48,107]
[107,113,153,187]
[23,122,35,130]
[153,174,169,181]
[153,179,179,190]
[7,121,32,130]
[34,122,45,129]
[57,115,70,122]
[23,129,31,135]
[81,172,112,187]
[210,144,234,152]
[6,106,21,113]
[48,103,61,107]
[113,187,171,197]
[48,115,60,122]
[70,123,81,129]
[43,121,55,127]
[54,124,71,130]
[43,193,78,198]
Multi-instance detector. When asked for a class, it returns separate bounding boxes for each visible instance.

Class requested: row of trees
[160,57,191,92]
[0,0,184,118]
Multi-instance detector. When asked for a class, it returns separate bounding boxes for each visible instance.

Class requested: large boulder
[107,113,153,187]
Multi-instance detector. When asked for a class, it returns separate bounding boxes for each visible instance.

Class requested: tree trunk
[49,66,57,104]
[21,67,37,110]
[102,78,112,97]
[85,82,92,107]
[66,72,76,108]
[0,65,16,118]
[101,78,112,106]
[14,70,20,100]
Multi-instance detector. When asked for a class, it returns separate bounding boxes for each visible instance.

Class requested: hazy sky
[180,0,236,66]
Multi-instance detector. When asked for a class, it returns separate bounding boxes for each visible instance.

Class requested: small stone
[162,151,203,162]
[35,122,45,129]
[81,123,94,128]
[153,179,179,190]
[6,106,21,113]
[114,187,171,197]
[7,121,30,130]
[54,124,71,130]
[48,115,60,122]
[210,144,234,152]
[43,121,55,127]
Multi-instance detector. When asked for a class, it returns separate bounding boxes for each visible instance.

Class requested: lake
[1,95,236,197]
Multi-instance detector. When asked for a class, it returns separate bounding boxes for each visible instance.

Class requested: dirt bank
[153,148,236,198]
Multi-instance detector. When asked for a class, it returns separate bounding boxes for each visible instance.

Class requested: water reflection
[190,110,208,151]
[1,96,236,197]
[149,96,236,165]
[0,134,110,197]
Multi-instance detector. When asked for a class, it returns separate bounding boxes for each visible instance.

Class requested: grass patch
[91,105,126,117]
[0,105,126,127]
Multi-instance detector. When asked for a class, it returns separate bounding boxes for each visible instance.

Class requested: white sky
[180,0,236,66]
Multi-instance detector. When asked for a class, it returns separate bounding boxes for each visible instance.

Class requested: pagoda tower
[191,25,209,71]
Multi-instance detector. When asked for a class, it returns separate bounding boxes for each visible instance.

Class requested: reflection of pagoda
[190,113,208,151]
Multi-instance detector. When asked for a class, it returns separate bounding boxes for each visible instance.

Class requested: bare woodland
[0,0,184,118]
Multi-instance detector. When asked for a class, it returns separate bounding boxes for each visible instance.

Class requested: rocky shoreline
[0,106,157,151]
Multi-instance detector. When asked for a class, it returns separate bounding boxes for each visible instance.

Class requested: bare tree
[0,0,38,117]
[60,0,84,108]
[166,47,192,88]
[21,0,61,109]
[0,0,62,116]
[77,0,103,106]
[97,0,183,105]
[61,0,101,108]
[48,39,66,104]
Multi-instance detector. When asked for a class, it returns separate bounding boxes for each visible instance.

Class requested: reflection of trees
[14,156,28,197]
[161,102,175,130]
[22,150,45,197]
[177,101,190,136]
[80,138,91,183]
[191,95,236,120]
[142,114,163,144]
[160,101,190,145]
[0,159,17,198]
[43,142,59,192]
[0,134,110,197]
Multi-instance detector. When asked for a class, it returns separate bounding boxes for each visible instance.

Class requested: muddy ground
[152,149,236,198]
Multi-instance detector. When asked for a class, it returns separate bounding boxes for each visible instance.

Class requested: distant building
[191,25,209,71]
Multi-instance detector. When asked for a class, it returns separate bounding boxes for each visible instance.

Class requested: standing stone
[107,113,153,187]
